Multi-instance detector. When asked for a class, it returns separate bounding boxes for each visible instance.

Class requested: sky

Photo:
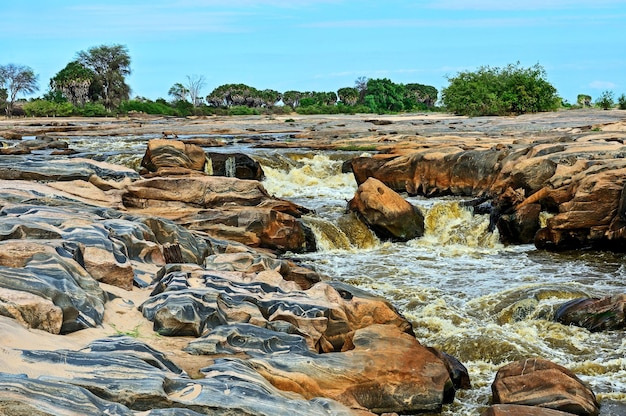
[1,0,625,105]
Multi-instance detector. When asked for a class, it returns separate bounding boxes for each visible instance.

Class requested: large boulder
[348,177,424,241]
[247,324,454,414]
[491,358,599,416]
[141,139,207,173]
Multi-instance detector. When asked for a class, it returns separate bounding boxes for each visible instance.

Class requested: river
[64,130,626,415]
[255,149,626,416]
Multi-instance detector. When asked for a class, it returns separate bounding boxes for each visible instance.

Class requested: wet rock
[348,177,424,241]
[491,358,599,416]
[427,347,472,390]
[554,294,626,331]
[206,151,265,180]
[0,335,359,415]
[497,203,542,244]
[482,404,576,415]
[185,323,311,355]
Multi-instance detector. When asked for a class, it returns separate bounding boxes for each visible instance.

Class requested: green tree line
[2,44,625,118]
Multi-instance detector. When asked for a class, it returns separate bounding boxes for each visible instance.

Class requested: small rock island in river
[0,109,625,415]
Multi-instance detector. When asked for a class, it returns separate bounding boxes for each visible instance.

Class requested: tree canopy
[0,63,39,117]
[50,61,95,106]
[442,63,560,116]
[76,44,131,110]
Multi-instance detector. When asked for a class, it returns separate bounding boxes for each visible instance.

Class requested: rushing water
[257,151,626,416]
[67,132,626,415]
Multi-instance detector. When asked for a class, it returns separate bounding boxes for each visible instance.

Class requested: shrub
[23,100,76,117]
[442,63,560,116]
[78,102,107,117]
[596,90,615,110]
[618,94,626,110]
[228,106,259,116]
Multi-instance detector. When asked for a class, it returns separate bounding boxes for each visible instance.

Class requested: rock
[348,177,424,241]
[427,347,471,390]
[185,323,311,355]
[0,240,106,334]
[0,373,134,416]
[0,287,63,334]
[122,176,313,253]
[206,151,265,180]
[0,157,140,182]
[247,324,453,414]
[496,203,542,244]
[554,294,626,331]
[482,404,577,415]
[0,335,360,416]
[141,139,207,173]
[491,358,599,416]
[140,266,413,353]
[123,176,270,208]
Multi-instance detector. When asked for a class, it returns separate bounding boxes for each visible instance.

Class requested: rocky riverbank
[0,110,625,415]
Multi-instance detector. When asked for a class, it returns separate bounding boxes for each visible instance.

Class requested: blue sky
[1,0,625,104]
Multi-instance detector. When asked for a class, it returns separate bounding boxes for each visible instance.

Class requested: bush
[618,94,626,110]
[78,102,107,117]
[119,100,178,116]
[228,106,259,116]
[596,90,615,110]
[23,100,76,117]
[442,63,560,116]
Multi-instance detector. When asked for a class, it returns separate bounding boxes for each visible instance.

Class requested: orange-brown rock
[141,139,207,173]
[348,177,424,241]
[249,324,454,414]
[122,176,313,253]
[0,287,63,334]
[491,358,599,416]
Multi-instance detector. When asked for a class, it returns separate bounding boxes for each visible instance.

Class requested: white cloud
[589,80,618,90]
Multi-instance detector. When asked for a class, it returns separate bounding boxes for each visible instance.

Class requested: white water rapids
[258,151,626,416]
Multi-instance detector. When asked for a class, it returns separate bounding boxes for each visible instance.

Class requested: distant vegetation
[1,46,624,118]
[442,63,560,116]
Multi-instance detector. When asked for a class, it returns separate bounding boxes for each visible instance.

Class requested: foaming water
[262,151,626,415]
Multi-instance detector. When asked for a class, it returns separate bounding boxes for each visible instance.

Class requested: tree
[442,63,559,116]
[355,76,369,104]
[186,74,206,107]
[618,94,626,110]
[50,61,95,106]
[363,78,406,113]
[337,87,359,106]
[596,90,614,110]
[577,94,592,107]
[76,44,131,110]
[168,83,189,102]
[0,63,39,117]
[405,83,438,108]
[282,90,302,108]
